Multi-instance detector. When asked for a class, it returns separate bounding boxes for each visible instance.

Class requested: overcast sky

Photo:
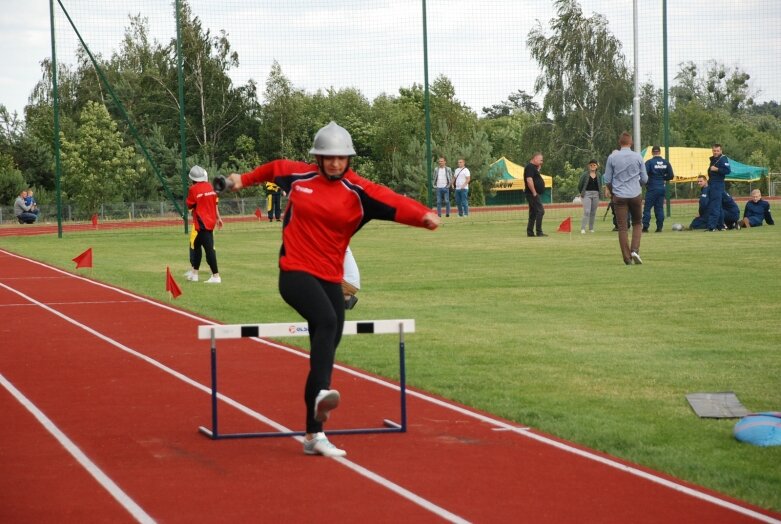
[2,0,780,120]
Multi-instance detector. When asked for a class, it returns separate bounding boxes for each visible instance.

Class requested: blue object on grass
[733,412,781,447]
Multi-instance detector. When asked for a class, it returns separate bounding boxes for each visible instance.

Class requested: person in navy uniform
[689,175,710,230]
[705,144,730,231]
[740,189,775,228]
[721,190,741,230]
[642,145,674,232]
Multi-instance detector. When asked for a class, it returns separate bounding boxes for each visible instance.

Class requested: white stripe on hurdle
[197,319,415,340]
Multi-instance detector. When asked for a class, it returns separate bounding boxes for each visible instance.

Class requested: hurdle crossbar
[197,319,413,440]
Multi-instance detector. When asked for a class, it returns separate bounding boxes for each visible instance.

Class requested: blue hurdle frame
[198,322,408,440]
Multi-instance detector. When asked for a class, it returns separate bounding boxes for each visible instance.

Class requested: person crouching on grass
[185,165,223,284]
[225,121,440,457]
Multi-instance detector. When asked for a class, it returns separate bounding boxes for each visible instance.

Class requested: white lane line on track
[0,280,470,524]
[0,300,140,307]
[0,373,155,524]
[2,249,778,524]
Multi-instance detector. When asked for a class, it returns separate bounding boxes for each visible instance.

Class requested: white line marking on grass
[0,278,470,524]
[2,249,778,523]
[0,373,155,524]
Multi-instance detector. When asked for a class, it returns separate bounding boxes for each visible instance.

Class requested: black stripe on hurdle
[241,326,259,338]
[356,322,374,334]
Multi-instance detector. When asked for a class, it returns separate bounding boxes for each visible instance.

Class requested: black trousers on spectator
[527,195,545,235]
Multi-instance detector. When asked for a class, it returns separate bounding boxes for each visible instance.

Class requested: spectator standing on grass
[705,144,731,231]
[603,132,647,264]
[642,146,674,233]
[265,181,284,222]
[225,122,439,457]
[525,152,547,237]
[578,159,601,234]
[741,189,775,228]
[453,158,470,217]
[14,190,38,224]
[432,156,453,218]
[184,165,223,284]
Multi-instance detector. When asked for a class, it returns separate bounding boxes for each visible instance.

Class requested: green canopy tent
[641,147,767,182]
[486,157,553,206]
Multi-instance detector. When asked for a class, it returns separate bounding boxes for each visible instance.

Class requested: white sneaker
[184,270,198,282]
[589,229,595,233]
[204,275,221,284]
[631,251,643,265]
[314,389,340,422]
[303,432,346,457]
[581,229,586,234]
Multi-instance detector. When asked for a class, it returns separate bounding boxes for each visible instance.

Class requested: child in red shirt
[185,165,223,283]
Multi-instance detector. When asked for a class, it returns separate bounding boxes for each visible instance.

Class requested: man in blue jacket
[705,144,730,231]
[721,190,741,230]
[642,145,674,232]
[689,176,710,230]
[603,132,647,264]
[740,189,775,228]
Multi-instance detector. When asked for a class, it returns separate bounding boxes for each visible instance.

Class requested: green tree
[527,0,633,167]
[0,152,27,206]
[672,60,755,114]
[482,89,540,119]
[60,101,145,216]
[259,61,308,160]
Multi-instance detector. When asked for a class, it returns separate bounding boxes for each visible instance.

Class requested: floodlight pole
[49,0,63,238]
[663,0,672,217]
[422,0,433,208]
[632,0,641,153]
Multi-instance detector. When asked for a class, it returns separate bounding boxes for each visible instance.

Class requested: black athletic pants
[278,270,345,433]
[190,228,219,274]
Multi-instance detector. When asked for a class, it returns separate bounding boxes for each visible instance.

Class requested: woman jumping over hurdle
[224,122,440,457]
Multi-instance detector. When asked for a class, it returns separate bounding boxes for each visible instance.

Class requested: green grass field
[2,209,780,512]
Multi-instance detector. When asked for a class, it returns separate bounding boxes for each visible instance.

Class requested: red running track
[1,248,779,523]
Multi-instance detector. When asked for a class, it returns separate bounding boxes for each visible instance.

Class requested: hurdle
[197,319,414,440]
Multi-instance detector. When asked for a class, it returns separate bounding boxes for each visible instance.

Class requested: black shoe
[655,228,662,233]
[642,227,649,233]
[536,233,548,237]
[527,233,536,237]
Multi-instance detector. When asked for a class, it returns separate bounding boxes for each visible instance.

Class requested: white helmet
[189,165,208,182]
[309,121,356,156]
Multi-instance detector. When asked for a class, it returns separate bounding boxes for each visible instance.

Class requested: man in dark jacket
[721,190,741,230]
[524,152,546,237]
[642,145,674,232]
[705,144,731,231]
[689,176,710,230]
[740,189,775,228]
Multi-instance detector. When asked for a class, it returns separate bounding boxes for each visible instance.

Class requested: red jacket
[186,181,219,231]
[241,160,431,283]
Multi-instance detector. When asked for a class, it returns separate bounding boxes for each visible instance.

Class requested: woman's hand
[422,212,441,230]
[226,173,243,191]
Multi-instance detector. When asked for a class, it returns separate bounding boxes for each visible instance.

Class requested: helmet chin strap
[316,156,351,180]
